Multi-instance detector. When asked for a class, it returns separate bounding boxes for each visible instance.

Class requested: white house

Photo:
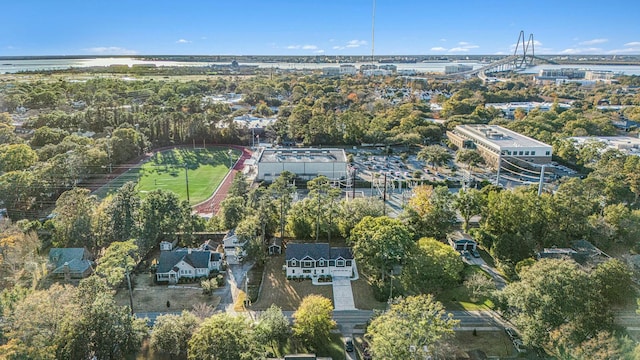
[285,243,355,278]
[156,248,223,283]
[447,231,477,251]
[223,229,247,265]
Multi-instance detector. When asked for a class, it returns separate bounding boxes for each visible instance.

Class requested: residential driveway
[467,256,507,290]
[332,277,356,310]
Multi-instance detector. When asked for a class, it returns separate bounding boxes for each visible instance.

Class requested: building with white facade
[447,125,553,166]
[485,102,571,119]
[156,246,223,283]
[256,148,348,182]
[285,243,355,279]
[444,64,473,74]
[339,64,357,75]
[570,135,640,157]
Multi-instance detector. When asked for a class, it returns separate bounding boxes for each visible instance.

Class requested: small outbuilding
[447,231,477,251]
[268,238,283,255]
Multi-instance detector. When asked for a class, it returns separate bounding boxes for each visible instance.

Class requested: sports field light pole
[184,164,190,203]
[227,149,233,169]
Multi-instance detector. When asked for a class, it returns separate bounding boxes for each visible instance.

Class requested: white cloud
[458,41,470,46]
[579,38,608,45]
[286,44,320,51]
[448,47,471,53]
[440,38,447,42]
[606,46,640,54]
[87,46,137,55]
[430,47,447,51]
[559,47,603,54]
[624,41,640,47]
[176,39,191,44]
[345,39,367,48]
[332,39,367,51]
[314,49,325,54]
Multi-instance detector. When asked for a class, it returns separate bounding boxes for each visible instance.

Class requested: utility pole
[125,268,134,315]
[537,164,546,196]
[316,186,321,243]
[185,164,190,203]
[383,173,387,216]
[352,169,356,200]
[495,153,502,186]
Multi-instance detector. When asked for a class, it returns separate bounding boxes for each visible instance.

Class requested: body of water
[1,57,640,75]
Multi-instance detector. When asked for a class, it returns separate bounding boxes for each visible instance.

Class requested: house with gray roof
[48,248,93,279]
[285,243,355,279]
[156,247,223,283]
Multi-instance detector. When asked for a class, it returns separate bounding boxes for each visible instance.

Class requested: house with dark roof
[447,231,477,251]
[156,248,223,283]
[285,243,355,279]
[223,229,247,265]
[48,248,93,279]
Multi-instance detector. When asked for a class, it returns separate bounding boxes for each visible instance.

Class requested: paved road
[215,262,253,312]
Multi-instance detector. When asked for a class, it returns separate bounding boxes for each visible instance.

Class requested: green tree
[417,145,453,168]
[337,197,385,238]
[56,291,147,360]
[95,239,139,287]
[350,216,415,282]
[1,284,78,359]
[150,311,200,359]
[453,188,485,232]
[139,189,189,252]
[455,149,484,169]
[464,272,496,302]
[403,185,457,240]
[30,126,69,147]
[220,195,246,230]
[590,259,635,306]
[400,237,464,295]
[0,144,38,172]
[188,313,259,360]
[366,295,459,359]
[51,188,97,248]
[254,304,291,351]
[292,295,336,350]
[268,171,296,239]
[104,181,141,245]
[503,259,611,347]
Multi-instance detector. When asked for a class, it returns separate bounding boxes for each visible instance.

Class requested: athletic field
[94,147,240,205]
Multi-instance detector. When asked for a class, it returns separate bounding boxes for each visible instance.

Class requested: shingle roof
[330,247,353,260]
[49,248,92,275]
[156,250,212,273]
[285,243,353,261]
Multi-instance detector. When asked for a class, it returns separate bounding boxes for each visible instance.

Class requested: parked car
[345,338,354,352]
[471,249,480,258]
[461,250,472,260]
[505,327,519,340]
[513,339,527,353]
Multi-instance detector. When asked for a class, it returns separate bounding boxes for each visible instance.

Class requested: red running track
[193,146,252,215]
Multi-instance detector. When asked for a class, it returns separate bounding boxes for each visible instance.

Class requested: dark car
[505,327,520,340]
[345,338,354,352]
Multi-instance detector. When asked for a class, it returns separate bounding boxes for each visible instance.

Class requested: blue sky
[2,0,640,56]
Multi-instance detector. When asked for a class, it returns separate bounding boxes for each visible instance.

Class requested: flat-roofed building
[444,64,473,74]
[256,148,348,182]
[447,125,552,166]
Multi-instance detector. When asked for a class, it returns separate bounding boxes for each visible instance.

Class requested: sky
[2,0,640,56]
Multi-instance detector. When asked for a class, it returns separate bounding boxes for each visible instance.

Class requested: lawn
[95,147,240,204]
[250,255,333,311]
[438,265,495,311]
[452,331,515,358]
[267,333,345,360]
[352,274,388,310]
[114,273,220,312]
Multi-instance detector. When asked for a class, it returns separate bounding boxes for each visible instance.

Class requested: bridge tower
[512,31,536,69]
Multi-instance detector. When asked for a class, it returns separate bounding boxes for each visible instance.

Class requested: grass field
[95,147,240,205]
